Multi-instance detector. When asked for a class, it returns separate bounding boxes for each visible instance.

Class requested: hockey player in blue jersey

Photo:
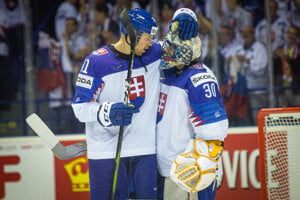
[157,10,229,200]
[71,7,198,200]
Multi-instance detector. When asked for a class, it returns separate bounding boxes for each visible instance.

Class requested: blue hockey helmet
[120,8,158,37]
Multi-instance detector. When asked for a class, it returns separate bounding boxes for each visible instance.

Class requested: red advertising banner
[0,155,21,199]
[55,141,90,200]
[54,132,261,200]
[0,129,261,200]
[217,132,260,200]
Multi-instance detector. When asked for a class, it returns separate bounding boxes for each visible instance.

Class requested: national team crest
[92,48,108,55]
[129,75,146,108]
[156,92,168,123]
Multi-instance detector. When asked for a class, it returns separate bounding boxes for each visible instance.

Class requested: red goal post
[258,107,300,200]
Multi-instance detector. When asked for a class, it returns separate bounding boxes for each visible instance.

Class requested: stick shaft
[110,9,136,200]
[110,50,135,200]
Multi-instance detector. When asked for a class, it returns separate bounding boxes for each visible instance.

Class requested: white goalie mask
[160,21,201,69]
[170,139,223,193]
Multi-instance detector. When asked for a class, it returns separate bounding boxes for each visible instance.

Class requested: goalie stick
[25,113,87,160]
[110,9,137,200]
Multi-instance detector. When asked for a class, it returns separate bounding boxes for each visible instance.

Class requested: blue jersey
[157,63,228,176]
[72,43,162,159]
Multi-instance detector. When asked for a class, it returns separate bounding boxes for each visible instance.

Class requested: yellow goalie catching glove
[170,139,223,193]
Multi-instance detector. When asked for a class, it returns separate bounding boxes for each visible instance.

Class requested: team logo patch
[76,73,94,89]
[151,26,158,36]
[190,72,217,87]
[156,92,168,123]
[190,63,204,69]
[158,92,167,115]
[92,48,108,55]
[128,75,145,108]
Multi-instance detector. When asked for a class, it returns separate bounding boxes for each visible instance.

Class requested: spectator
[77,0,114,37]
[218,25,240,85]
[234,25,268,125]
[61,17,89,132]
[275,0,290,19]
[218,26,249,126]
[77,0,90,36]
[255,0,290,50]
[197,9,213,66]
[219,26,239,62]
[243,0,264,27]
[62,17,90,89]
[35,32,70,133]
[290,0,300,28]
[174,0,199,12]
[0,10,10,111]
[47,17,89,134]
[273,25,300,107]
[0,0,25,106]
[215,0,252,44]
[111,0,141,22]
[92,2,120,47]
[55,0,77,41]
[157,1,174,40]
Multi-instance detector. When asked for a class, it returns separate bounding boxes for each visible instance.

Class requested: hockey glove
[170,139,223,193]
[97,102,139,127]
[171,12,198,40]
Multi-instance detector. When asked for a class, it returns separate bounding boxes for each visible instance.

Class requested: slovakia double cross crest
[128,75,145,108]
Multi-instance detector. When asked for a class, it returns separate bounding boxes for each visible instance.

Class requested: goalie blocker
[170,139,223,193]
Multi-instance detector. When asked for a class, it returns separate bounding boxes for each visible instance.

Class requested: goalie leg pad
[170,139,224,193]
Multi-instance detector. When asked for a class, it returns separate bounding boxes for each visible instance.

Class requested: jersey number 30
[203,83,217,98]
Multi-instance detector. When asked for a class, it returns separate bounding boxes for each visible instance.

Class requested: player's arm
[71,56,139,127]
[187,69,228,141]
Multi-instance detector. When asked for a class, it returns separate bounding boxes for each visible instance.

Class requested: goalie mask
[160,21,201,69]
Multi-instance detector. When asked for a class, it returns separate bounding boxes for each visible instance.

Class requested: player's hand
[97,102,139,127]
[171,12,198,40]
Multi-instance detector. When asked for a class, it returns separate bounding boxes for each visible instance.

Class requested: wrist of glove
[97,102,139,127]
[170,13,198,40]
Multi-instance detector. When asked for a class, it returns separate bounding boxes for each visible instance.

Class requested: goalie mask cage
[258,107,300,200]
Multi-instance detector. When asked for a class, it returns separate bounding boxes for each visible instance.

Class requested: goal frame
[258,107,300,200]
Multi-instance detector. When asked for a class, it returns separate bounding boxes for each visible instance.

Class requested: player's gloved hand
[97,102,139,127]
[170,9,198,40]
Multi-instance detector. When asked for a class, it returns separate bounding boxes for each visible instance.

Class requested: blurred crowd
[0,0,300,135]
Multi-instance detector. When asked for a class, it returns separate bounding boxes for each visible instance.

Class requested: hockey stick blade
[26,113,87,160]
[26,113,60,149]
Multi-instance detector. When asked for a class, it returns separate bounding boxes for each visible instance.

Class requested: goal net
[258,107,300,200]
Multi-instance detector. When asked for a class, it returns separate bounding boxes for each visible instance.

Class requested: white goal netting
[258,108,300,200]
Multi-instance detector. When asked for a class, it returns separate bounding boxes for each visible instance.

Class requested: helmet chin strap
[124,33,140,48]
